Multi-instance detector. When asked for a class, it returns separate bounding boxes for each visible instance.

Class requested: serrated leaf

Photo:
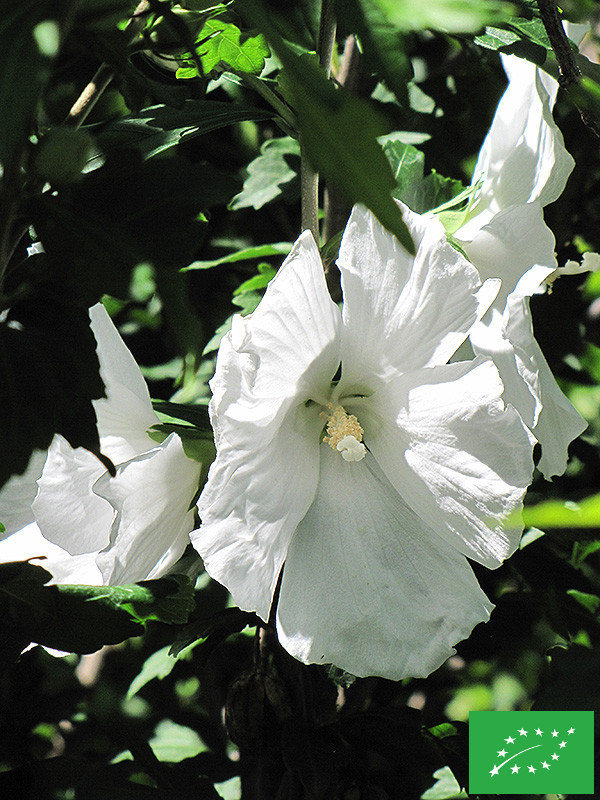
[382,135,464,213]
[230,137,300,210]
[195,18,269,76]
[89,100,273,166]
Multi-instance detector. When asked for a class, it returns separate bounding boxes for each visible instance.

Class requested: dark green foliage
[0,295,106,488]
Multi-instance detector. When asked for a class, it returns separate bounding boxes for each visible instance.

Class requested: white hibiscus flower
[192,204,535,680]
[0,303,202,585]
[454,53,586,479]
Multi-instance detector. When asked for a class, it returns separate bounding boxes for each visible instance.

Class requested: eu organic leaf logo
[469,711,594,795]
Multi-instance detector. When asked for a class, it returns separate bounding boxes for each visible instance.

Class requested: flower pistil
[322,403,366,462]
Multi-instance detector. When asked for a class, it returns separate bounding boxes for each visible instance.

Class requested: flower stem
[300,0,337,245]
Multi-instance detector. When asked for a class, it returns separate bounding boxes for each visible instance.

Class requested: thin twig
[536,0,600,137]
[537,0,580,87]
[64,63,115,128]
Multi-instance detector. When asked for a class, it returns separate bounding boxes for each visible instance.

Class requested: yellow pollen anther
[322,403,366,461]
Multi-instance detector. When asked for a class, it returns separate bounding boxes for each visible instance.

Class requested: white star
[551,730,559,737]
[490,765,500,777]
[511,765,520,773]
[568,727,575,734]
[528,765,536,773]
[505,736,515,744]
[559,741,566,748]
[542,761,550,769]
[498,748,507,757]
[535,728,543,736]
[551,753,559,761]
[518,727,527,736]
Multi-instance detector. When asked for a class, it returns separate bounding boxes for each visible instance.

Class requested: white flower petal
[95,434,200,584]
[89,303,159,463]
[0,450,47,536]
[469,315,540,431]
[504,296,587,479]
[0,522,102,585]
[195,231,341,619]
[463,54,574,235]
[459,203,557,315]
[363,359,534,568]
[32,435,114,555]
[194,395,323,620]
[337,204,497,388]
[276,447,493,680]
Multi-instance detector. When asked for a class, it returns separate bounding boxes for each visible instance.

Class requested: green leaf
[149,719,208,762]
[233,263,277,295]
[127,642,198,700]
[152,401,211,429]
[0,1,55,167]
[90,100,273,166]
[382,135,464,213]
[421,766,467,800]
[230,137,301,210]
[336,0,413,105]
[354,0,515,34]
[513,494,600,529]
[183,241,292,270]
[567,589,600,616]
[0,564,193,656]
[183,18,270,77]
[239,0,415,253]
[32,155,238,295]
[474,25,521,50]
[170,607,257,657]
[0,295,106,488]
[571,540,600,569]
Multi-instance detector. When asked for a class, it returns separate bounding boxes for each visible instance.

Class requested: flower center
[321,403,366,462]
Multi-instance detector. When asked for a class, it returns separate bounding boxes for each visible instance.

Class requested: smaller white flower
[454,54,586,479]
[0,304,202,585]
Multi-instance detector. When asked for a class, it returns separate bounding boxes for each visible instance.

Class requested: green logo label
[469,710,594,795]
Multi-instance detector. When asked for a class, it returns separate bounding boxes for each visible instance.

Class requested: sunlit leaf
[513,494,600,529]
[230,137,300,210]
[183,242,292,271]
[382,135,464,213]
[357,0,514,34]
